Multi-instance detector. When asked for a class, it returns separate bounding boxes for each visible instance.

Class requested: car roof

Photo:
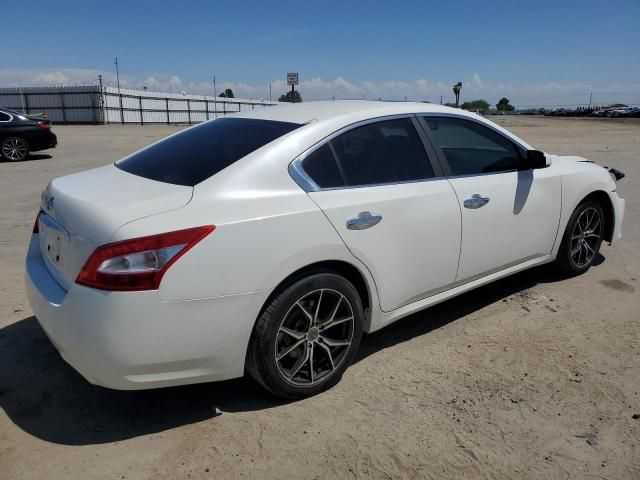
[227,99,534,153]
[231,100,478,125]
[0,106,25,116]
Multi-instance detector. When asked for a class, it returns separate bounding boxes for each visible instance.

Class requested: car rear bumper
[30,131,57,151]
[25,234,270,390]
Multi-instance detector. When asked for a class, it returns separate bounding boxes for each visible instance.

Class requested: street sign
[287,73,299,86]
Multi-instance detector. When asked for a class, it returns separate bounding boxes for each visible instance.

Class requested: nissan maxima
[25,101,625,398]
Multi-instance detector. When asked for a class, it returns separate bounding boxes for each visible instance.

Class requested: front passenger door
[419,116,561,283]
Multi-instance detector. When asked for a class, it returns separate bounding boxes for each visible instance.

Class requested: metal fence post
[139,95,144,125]
[119,91,124,124]
[205,98,209,120]
[60,92,67,123]
[166,98,170,124]
[91,90,97,124]
[187,99,191,125]
[101,91,105,124]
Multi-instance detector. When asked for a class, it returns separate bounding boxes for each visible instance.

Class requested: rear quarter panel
[113,172,376,308]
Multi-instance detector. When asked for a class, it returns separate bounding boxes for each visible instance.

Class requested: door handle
[346,211,382,230]
[463,194,490,209]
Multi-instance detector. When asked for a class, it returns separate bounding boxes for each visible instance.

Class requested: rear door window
[116,117,301,186]
[301,118,435,188]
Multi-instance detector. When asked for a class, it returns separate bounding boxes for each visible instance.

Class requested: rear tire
[1,137,29,161]
[246,272,363,399]
[555,200,604,276]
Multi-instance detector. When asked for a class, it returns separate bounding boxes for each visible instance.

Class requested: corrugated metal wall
[0,86,101,123]
[0,86,278,124]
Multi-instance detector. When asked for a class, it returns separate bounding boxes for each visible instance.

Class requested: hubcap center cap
[307,326,320,342]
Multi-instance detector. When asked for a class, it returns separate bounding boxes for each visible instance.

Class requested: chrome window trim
[289,113,442,193]
[288,161,320,192]
[0,112,14,123]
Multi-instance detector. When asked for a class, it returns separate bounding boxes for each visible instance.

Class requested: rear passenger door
[292,116,461,312]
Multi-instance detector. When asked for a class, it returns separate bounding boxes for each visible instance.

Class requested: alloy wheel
[274,288,355,386]
[570,207,602,267]
[2,138,28,161]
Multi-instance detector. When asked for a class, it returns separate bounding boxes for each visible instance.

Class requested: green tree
[278,90,302,103]
[460,99,491,114]
[496,97,515,112]
[219,88,235,98]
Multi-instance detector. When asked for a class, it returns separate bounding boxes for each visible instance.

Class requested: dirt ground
[1,116,638,479]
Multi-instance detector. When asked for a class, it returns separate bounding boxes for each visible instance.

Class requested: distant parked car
[0,107,57,161]
[592,107,619,117]
[610,106,640,118]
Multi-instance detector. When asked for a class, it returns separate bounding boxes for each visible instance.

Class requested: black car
[0,107,57,161]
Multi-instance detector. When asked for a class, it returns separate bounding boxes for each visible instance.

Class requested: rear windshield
[116,117,301,186]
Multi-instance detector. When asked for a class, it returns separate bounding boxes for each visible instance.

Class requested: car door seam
[445,178,464,282]
[550,174,565,254]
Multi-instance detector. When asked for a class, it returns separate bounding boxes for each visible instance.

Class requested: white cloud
[32,71,70,85]
[0,68,638,107]
[470,73,483,89]
[168,75,182,91]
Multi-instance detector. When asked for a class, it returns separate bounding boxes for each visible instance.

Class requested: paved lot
[1,117,639,479]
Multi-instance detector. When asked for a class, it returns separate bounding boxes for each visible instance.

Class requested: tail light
[37,121,50,129]
[33,212,40,234]
[76,225,214,291]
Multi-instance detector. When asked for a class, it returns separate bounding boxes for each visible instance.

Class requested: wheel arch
[256,259,373,329]
[581,190,614,243]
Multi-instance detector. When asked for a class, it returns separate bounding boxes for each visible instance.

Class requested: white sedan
[26,101,625,398]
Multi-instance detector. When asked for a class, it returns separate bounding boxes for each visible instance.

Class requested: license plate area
[38,212,70,272]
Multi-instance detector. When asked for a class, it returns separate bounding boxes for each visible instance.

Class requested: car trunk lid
[37,164,193,291]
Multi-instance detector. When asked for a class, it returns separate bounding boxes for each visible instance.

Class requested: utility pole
[114,57,121,91]
[269,83,272,103]
[588,92,593,108]
[440,95,443,105]
[115,57,124,124]
[213,75,217,118]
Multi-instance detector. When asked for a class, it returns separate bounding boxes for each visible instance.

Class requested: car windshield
[116,117,302,186]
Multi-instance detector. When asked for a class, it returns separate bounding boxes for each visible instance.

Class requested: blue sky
[2,0,639,106]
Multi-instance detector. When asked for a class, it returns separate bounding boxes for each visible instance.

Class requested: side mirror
[524,150,548,169]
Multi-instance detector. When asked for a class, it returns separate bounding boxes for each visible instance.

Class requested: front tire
[555,200,604,275]
[246,272,364,399]
[1,137,29,161]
